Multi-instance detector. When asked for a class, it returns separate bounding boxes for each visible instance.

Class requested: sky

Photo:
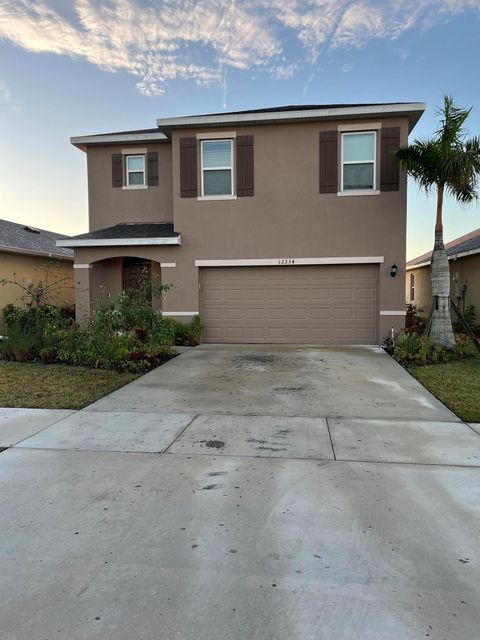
[0,0,479,260]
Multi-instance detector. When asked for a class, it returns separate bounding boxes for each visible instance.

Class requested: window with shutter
[341,132,376,192]
[201,140,233,197]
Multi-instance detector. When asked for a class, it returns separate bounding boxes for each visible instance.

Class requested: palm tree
[395,96,480,348]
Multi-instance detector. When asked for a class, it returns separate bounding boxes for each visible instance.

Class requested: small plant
[0,325,38,362]
[174,316,202,346]
[393,332,421,362]
[405,304,426,334]
[464,305,477,330]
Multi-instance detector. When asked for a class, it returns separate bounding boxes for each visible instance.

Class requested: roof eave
[406,246,480,269]
[156,103,426,134]
[70,131,169,150]
[0,245,73,260]
[56,236,181,248]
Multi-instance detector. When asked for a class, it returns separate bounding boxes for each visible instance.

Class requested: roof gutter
[156,103,426,134]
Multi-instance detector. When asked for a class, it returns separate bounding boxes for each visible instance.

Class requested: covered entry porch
[55,222,182,321]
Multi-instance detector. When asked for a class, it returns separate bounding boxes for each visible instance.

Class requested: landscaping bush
[0,269,210,372]
[1,274,179,373]
[404,304,426,334]
[464,304,477,330]
[392,331,472,365]
[173,315,202,346]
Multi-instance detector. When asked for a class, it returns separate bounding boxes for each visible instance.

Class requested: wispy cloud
[0,79,20,110]
[0,0,478,97]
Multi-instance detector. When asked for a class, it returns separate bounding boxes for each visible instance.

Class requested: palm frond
[436,95,472,148]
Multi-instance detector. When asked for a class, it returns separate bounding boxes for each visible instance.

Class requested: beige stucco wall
[76,115,412,341]
[0,251,74,331]
[170,117,410,339]
[407,253,480,320]
[406,266,432,316]
[86,142,173,231]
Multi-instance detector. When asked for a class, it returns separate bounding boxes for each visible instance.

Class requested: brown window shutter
[319,131,338,193]
[112,153,123,188]
[381,127,401,191]
[180,137,197,197]
[147,151,158,186]
[236,135,254,197]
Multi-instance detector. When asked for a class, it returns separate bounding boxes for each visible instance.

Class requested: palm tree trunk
[428,184,456,348]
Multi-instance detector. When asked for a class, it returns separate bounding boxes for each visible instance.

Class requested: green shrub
[0,325,38,362]
[464,305,477,329]
[150,317,177,346]
[174,316,202,346]
[393,331,473,365]
[1,279,177,373]
[393,332,421,362]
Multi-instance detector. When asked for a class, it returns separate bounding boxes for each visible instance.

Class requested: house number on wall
[278,258,295,265]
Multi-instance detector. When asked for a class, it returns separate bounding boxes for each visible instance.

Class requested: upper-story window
[201,140,233,197]
[126,155,146,187]
[341,132,376,191]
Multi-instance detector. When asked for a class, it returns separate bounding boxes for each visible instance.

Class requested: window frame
[125,154,146,188]
[200,138,235,199]
[410,272,415,302]
[340,131,377,193]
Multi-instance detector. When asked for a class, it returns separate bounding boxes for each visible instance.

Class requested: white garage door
[200,264,379,344]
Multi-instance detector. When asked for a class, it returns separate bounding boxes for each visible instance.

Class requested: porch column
[73,264,92,321]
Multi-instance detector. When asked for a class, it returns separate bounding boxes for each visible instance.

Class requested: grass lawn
[0,362,139,410]
[407,350,480,423]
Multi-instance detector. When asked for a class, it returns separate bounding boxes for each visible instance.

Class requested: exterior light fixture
[390,263,397,277]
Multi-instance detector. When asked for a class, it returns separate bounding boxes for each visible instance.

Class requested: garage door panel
[201,265,378,344]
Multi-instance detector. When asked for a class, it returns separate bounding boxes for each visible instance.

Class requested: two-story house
[58,102,425,344]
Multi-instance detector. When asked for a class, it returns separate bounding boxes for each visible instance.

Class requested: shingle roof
[407,228,480,267]
[67,222,178,240]
[189,102,415,118]
[0,218,73,259]
[77,103,415,139]
[78,127,162,138]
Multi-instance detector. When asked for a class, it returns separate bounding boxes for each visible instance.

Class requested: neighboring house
[0,219,74,330]
[406,227,480,317]
[58,102,425,345]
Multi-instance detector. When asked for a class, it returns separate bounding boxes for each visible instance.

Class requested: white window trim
[338,122,381,132]
[121,148,147,155]
[196,131,236,140]
[340,131,376,193]
[410,273,415,301]
[125,154,146,188]
[198,195,237,201]
[200,139,234,199]
[337,190,380,197]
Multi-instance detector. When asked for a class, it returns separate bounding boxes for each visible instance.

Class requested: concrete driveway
[2,345,480,639]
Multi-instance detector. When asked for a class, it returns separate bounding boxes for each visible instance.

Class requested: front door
[123,259,152,301]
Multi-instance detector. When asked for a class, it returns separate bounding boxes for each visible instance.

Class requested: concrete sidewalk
[1,346,480,639]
